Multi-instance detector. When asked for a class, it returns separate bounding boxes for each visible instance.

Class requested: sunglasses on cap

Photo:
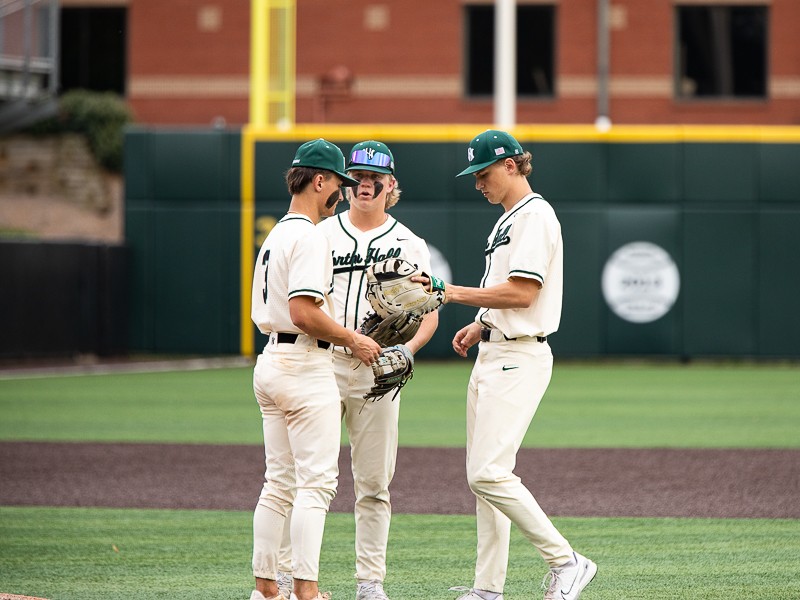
[350,149,393,168]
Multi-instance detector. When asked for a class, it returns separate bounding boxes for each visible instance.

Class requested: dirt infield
[2,441,798,518]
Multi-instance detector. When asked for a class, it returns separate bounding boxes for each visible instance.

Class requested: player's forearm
[446,280,538,309]
[289,297,359,347]
[405,310,438,354]
[293,308,359,347]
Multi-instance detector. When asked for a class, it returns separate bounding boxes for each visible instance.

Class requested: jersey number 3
[261,250,270,302]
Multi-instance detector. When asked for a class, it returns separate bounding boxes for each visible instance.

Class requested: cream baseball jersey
[476,193,563,338]
[318,212,432,334]
[251,213,335,336]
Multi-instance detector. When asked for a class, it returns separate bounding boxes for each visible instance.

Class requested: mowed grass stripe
[0,362,798,447]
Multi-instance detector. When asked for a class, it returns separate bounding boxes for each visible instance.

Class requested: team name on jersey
[332,246,402,269]
[485,224,512,256]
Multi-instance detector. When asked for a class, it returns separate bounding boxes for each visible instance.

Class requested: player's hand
[350,331,382,366]
[411,274,450,303]
[411,274,430,286]
[452,322,481,358]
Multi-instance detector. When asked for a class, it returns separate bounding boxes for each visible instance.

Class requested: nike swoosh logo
[396,237,408,241]
[502,365,518,371]
[560,563,587,599]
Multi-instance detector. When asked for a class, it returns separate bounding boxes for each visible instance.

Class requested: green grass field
[1,361,798,447]
[2,508,799,600]
[1,361,798,599]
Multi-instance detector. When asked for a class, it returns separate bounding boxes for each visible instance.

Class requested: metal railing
[0,0,59,132]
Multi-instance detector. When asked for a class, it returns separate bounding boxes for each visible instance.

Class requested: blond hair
[385,177,401,209]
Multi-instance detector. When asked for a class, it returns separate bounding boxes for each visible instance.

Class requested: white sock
[555,552,578,570]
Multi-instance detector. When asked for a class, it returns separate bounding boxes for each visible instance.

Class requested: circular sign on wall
[601,241,680,323]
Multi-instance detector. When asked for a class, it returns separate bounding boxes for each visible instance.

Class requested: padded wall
[124,131,800,358]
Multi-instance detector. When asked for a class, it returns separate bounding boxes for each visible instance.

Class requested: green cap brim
[337,171,360,186]
[292,160,360,186]
[456,157,502,178]
[298,165,356,186]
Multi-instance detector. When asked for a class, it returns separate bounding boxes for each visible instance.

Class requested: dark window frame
[59,6,128,95]
[463,3,556,99]
[674,4,768,101]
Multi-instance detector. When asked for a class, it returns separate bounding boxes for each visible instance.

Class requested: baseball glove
[364,344,414,402]
[365,258,446,318]
[360,309,422,347]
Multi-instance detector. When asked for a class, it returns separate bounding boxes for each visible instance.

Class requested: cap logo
[494,147,506,156]
[364,147,375,160]
[468,148,475,162]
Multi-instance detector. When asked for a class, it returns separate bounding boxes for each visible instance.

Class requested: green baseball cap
[456,129,525,177]
[291,138,359,186]
[347,140,395,174]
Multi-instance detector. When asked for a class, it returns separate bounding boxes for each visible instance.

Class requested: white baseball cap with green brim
[456,129,525,177]
[291,138,360,186]
[347,140,395,175]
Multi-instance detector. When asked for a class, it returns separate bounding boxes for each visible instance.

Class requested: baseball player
[309,140,438,600]
[441,130,597,600]
[249,138,382,600]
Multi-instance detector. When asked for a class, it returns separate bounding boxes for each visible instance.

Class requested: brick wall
[126,0,800,126]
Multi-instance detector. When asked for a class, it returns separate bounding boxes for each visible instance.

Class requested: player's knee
[466,464,504,495]
[466,472,490,495]
[354,477,391,501]
[294,485,337,511]
[257,488,294,516]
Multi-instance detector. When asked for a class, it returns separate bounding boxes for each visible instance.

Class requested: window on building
[676,5,767,99]
[60,7,127,95]
[464,4,555,98]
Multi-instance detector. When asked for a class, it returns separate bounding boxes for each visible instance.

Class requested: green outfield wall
[124,127,800,359]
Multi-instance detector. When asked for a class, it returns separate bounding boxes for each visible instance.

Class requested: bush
[27,90,133,172]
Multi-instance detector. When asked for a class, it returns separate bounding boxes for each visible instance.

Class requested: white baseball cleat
[449,587,504,600]
[277,571,293,599]
[541,552,597,600]
[356,580,390,600]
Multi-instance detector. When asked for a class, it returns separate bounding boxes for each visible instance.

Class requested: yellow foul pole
[240,124,256,356]
[241,0,296,355]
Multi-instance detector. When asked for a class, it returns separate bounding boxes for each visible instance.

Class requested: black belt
[276,332,331,350]
[480,327,546,343]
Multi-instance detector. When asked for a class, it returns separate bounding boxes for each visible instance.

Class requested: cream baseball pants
[274,350,400,582]
[335,350,401,583]
[252,344,340,583]
[466,339,573,593]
